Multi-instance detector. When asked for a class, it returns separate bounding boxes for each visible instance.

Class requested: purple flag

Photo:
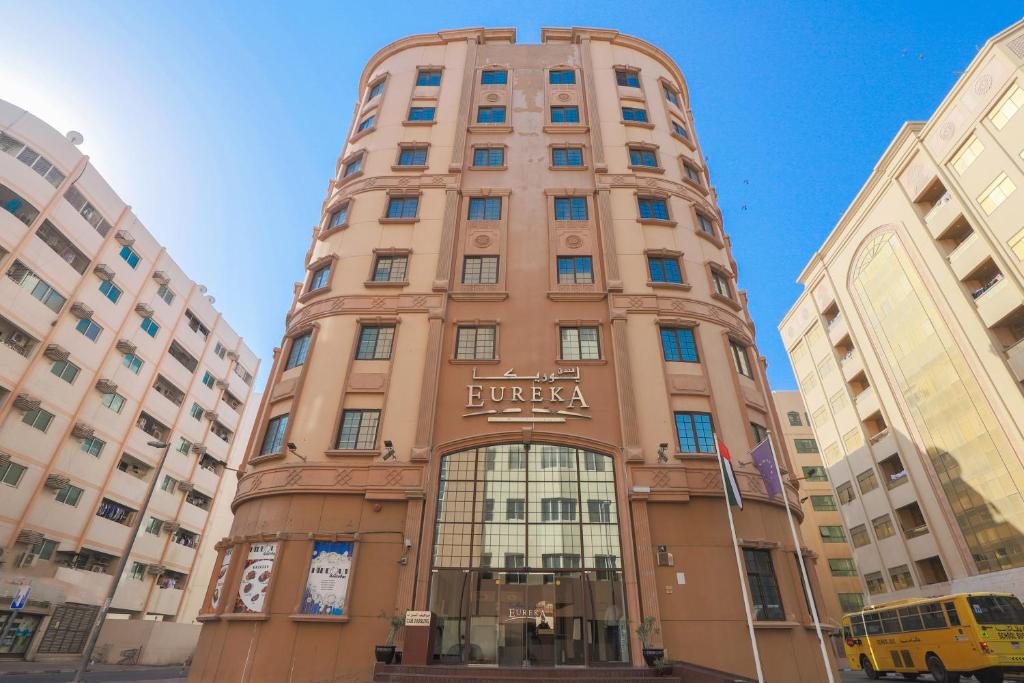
[751,439,783,499]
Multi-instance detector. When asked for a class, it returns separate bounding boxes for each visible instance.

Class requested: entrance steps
[371,663,754,683]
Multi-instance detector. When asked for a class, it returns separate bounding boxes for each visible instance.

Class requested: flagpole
[765,430,836,683]
[713,433,765,683]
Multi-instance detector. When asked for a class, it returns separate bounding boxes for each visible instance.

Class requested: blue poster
[301,541,353,616]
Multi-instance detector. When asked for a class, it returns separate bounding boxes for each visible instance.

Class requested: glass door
[553,572,585,665]
[0,612,41,656]
[524,573,556,666]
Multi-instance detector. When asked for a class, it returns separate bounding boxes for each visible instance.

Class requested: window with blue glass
[622,107,649,123]
[638,197,669,220]
[342,155,362,177]
[310,264,331,290]
[356,115,375,132]
[648,256,682,283]
[386,197,419,219]
[481,70,507,85]
[397,147,428,166]
[98,280,122,303]
[476,106,506,124]
[260,414,289,455]
[664,85,681,106]
[554,197,587,221]
[140,317,159,338]
[628,147,658,167]
[675,412,715,453]
[467,197,501,221]
[119,245,140,269]
[550,106,579,123]
[672,120,689,139]
[416,69,442,86]
[75,318,102,342]
[408,107,436,122]
[660,328,698,363]
[367,79,385,101]
[286,332,311,370]
[615,69,641,87]
[551,147,583,167]
[557,256,593,284]
[472,147,504,167]
[549,69,576,85]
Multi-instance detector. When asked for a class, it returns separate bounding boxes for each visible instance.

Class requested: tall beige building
[779,20,1024,607]
[0,98,260,659]
[773,391,863,633]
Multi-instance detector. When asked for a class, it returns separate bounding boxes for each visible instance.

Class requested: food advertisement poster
[234,542,277,613]
[210,546,233,610]
[300,541,353,616]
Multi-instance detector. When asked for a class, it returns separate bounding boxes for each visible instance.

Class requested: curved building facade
[190,28,831,682]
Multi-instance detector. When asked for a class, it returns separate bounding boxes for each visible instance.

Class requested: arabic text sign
[464,367,590,423]
[405,610,432,627]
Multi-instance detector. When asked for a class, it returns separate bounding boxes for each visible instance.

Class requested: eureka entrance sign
[463,367,591,423]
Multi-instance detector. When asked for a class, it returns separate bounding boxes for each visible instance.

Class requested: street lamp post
[71,439,173,682]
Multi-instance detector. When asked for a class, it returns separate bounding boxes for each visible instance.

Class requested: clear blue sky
[2,1,1021,388]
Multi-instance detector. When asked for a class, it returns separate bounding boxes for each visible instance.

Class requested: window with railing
[168,340,198,373]
[0,132,66,187]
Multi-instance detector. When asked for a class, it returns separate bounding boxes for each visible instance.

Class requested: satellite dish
[198,285,208,294]
[206,295,215,304]
[66,131,84,146]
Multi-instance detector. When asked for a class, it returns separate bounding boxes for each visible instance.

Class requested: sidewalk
[0,659,188,679]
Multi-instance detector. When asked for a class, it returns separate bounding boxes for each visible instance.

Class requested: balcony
[878,452,909,490]
[54,566,114,605]
[111,576,149,612]
[823,308,847,345]
[976,277,1018,329]
[167,340,198,374]
[179,499,208,529]
[150,586,184,616]
[88,514,133,551]
[922,190,961,239]
[193,466,221,497]
[947,232,989,282]
[840,348,864,380]
[1008,338,1024,383]
[0,314,38,374]
[854,384,880,418]
[897,501,929,539]
[135,411,171,444]
[108,468,149,506]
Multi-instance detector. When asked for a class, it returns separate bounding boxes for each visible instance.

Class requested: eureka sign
[463,367,591,423]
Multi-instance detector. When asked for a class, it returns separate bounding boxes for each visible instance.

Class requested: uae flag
[716,437,744,509]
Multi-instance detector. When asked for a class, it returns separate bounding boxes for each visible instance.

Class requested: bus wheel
[974,669,1003,683]
[860,656,881,680]
[926,654,960,683]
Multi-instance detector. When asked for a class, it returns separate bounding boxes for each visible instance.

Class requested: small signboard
[10,584,31,610]
[405,610,432,627]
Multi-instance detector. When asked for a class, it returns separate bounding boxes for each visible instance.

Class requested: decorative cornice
[597,173,721,220]
[232,464,425,511]
[610,293,754,343]
[285,293,443,332]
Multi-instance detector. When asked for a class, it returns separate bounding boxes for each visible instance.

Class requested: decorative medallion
[938,121,955,141]
[486,93,499,103]
[398,177,411,186]
[557,93,570,102]
[565,235,583,249]
[974,74,993,96]
[474,234,493,248]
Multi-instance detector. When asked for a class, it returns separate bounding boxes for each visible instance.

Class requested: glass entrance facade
[429,444,629,666]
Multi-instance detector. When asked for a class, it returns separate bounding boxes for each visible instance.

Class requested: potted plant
[375,611,404,664]
[636,615,664,666]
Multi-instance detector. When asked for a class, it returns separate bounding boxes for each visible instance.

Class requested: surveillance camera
[658,442,669,449]
[384,439,394,448]
[404,538,413,550]
[287,442,297,450]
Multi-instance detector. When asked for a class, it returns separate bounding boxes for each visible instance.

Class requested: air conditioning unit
[91,565,107,573]
[17,552,37,568]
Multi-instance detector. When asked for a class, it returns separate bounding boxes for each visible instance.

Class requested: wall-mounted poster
[210,546,233,611]
[300,541,354,616]
[234,542,277,613]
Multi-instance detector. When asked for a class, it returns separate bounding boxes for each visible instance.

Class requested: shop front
[0,611,42,657]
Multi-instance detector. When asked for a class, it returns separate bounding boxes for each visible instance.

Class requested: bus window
[898,606,923,631]
[851,615,866,637]
[920,602,946,629]
[864,612,883,635]
[968,595,1024,624]
[880,609,901,634]
[944,601,960,626]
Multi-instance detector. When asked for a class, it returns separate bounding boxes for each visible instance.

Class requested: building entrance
[429,444,629,667]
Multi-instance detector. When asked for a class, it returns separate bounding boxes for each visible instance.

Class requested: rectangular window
[696,213,716,236]
[140,317,159,337]
[559,326,600,360]
[683,162,703,185]
[64,185,112,236]
[621,107,648,122]
[467,197,502,220]
[987,85,1024,129]
[145,517,162,535]
[23,408,54,432]
[802,465,827,481]
[951,136,984,175]
[850,524,870,548]
[476,106,506,124]
[214,341,227,359]
[342,156,362,177]
[32,538,58,561]
[176,437,191,454]
[367,80,385,100]
[660,328,698,362]
[372,254,408,282]
[355,325,395,360]
[648,256,682,283]
[751,422,769,444]
[81,436,104,457]
[260,414,289,455]
[157,284,174,305]
[462,256,499,284]
[310,264,331,290]
[743,549,784,621]
[55,484,83,506]
[481,69,507,85]
[793,438,818,453]
[730,340,753,378]
[675,411,715,453]
[1,460,27,487]
[505,498,525,521]
[857,468,879,494]
[839,593,865,613]
[615,69,640,87]
[865,572,886,595]
[550,106,579,123]
[551,147,583,167]
[977,172,1015,214]
[336,409,381,450]
[190,402,203,420]
[161,475,177,492]
[35,221,88,273]
[889,565,914,591]
[549,70,575,85]
[811,495,837,511]
[540,497,577,522]
[663,85,680,106]
[398,147,428,166]
[416,69,442,86]
[7,261,66,312]
[628,147,658,167]
[872,514,895,540]
[128,562,146,581]
[836,482,856,505]
[386,197,419,219]
[102,392,126,414]
[286,333,311,369]
[119,245,141,268]
[356,115,375,132]
[829,558,858,576]
[123,353,143,374]
[557,256,593,284]
[554,197,588,220]
[712,269,733,299]
[201,371,216,389]
[51,360,80,384]
[472,147,504,167]
[185,310,210,339]
[327,204,350,232]
[407,107,436,122]
[672,120,689,139]
[455,326,496,360]
[637,197,669,220]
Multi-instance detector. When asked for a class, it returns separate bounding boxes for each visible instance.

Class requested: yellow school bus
[841,592,1024,682]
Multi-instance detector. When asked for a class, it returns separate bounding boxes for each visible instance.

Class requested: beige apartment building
[0,97,260,660]
[779,20,1024,608]
[189,27,835,683]
[773,391,863,632]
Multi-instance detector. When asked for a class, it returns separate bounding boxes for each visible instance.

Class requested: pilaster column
[432,190,461,291]
[610,315,642,460]
[411,314,445,461]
